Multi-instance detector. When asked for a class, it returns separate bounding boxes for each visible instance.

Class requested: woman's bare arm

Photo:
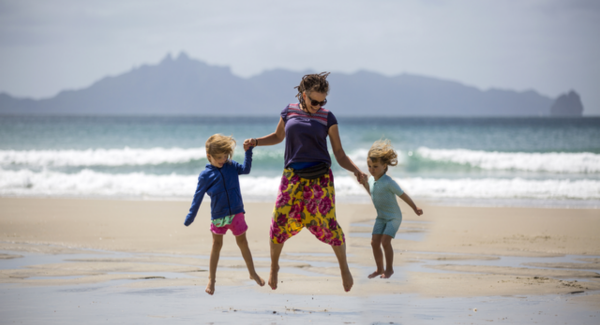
[244,117,285,148]
[328,124,367,183]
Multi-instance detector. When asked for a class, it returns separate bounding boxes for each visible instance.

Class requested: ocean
[1,115,599,208]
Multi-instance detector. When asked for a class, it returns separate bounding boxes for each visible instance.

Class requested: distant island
[0,52,584,117]
[550,91,584,116]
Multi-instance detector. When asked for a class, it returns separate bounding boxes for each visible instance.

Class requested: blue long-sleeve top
[184,147,253,226]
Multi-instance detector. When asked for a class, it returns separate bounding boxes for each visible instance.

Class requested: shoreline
[1,194,598,210]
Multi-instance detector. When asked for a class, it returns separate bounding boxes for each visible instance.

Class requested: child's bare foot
[268,266,279,290]
[341,270,354,292]
[368,270,384,279]
[205,279,216,295]
[250,273,265,287]
[380,270,394,279]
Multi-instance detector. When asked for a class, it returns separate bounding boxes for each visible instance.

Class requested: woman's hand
[243,138,257,151]
[413,207,423,216]
[357,171,370,193]
[354,170,368,184]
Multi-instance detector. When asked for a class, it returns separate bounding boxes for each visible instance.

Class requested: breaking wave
[1,168,598,200]
[416,147,600,173]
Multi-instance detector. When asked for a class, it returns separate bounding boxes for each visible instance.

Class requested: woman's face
[302,91,327,114]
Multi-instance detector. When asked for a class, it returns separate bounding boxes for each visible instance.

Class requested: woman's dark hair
[294,72,331,105]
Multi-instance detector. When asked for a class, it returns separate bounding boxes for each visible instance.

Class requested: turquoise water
[1,116,599,206]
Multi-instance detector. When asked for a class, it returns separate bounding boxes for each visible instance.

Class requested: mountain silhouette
[0,52,579,116]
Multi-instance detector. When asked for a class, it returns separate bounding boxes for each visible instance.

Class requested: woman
[244,72,366,292]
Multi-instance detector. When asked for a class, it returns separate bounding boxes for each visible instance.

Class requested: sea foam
[1,168,598,200]
[0,148,207,167]
[417,147,600,173]
[4,147,597,174]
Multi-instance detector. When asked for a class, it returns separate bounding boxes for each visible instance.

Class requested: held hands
[354,170,368,184]
[243,138,257,151]
[357,172,370,193]
[361,173,369,185]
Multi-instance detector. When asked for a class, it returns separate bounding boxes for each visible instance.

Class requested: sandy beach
[1,197,599,323]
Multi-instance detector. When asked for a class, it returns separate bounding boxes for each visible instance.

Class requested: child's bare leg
[369,234,384,278]
[206,233,223,295]
[331,243,353,292]
[269,240,283,290]
[235,232,265,287]
[380,235,394,279]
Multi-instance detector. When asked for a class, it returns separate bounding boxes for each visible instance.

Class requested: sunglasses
[307,95,327,107]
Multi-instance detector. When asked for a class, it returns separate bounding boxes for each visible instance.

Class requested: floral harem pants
[269,168,345,246]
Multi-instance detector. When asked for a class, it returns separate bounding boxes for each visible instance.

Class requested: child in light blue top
[361,139,423,279]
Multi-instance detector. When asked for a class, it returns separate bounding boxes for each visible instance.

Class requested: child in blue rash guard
[184,134,265,295]
[360,139,423,279]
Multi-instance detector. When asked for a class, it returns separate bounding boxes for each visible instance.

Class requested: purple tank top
[280,103,338,168]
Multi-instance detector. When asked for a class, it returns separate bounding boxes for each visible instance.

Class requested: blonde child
[360,139,423,279]
[184,134,265,295]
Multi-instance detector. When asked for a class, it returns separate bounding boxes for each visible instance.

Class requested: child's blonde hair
[205,134,236,162]
[368,139,398,171]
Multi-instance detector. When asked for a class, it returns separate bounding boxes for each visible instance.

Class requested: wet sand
[1,197,599,323]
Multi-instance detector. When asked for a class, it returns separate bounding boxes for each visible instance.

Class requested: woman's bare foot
[250,273,266,287]
[205,279,216,295]
[368,270,384,279]
[380,270,394,279]
[268,266,279,290]
[341,270,354,292]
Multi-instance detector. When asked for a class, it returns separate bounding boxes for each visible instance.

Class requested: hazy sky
[1,0,599,115]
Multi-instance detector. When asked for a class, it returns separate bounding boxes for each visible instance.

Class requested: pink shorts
[210,212,248,236]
